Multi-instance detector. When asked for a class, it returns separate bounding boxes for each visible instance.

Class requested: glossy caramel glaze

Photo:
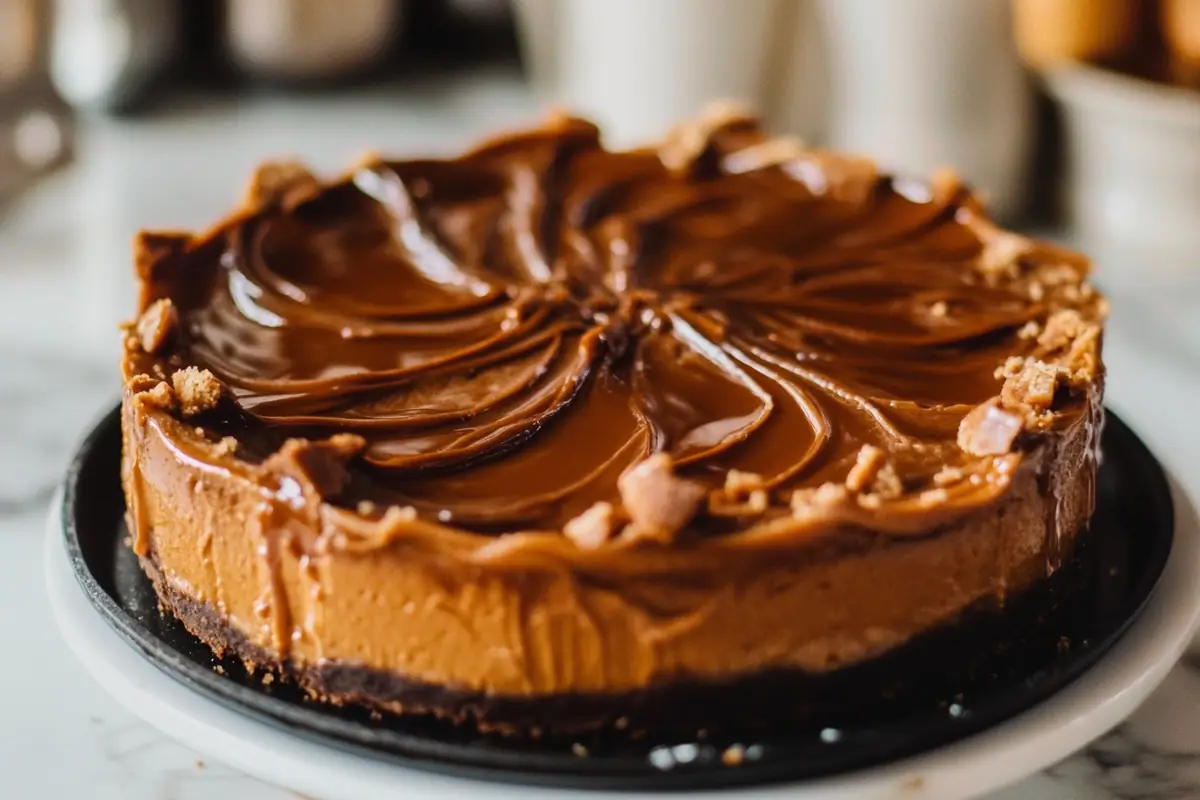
[126,110,1104,544]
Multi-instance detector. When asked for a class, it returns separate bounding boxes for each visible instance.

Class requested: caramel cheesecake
[120,107,1107,735]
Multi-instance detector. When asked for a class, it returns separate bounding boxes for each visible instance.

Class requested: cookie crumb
[708,470,769,517]
[918,488,949,507]
[845,445,885,492]
[933,465,965,487]
[1036,309,1086,353]
[993,356,1025,381]
[870,463,902,499]
[135,298,178,354]
[791,482,849,521]
[171,367,223,417]
[618,454,706,543]
[244,160,319,209]
[976,230,1031,283]
[658,101,755,173]
[857,493,883,510]
[1001,358,1066,411]
[723,136,807,175]
[142,381,176,411]
[958,399,1024,456]
[564,502,617,549]
[212,436,238,457]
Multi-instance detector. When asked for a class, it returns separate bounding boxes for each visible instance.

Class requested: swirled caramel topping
[125,111,1105,544]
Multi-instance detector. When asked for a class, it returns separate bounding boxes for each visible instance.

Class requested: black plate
[62,406,1173,791]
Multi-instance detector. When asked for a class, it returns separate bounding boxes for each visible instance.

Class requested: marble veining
[3,73,1200,799]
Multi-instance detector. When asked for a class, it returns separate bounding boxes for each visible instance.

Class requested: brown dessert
[119,107,1107,734]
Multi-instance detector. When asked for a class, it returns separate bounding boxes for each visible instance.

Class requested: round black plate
[62,406,1173,791]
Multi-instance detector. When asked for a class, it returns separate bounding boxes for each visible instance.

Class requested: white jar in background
[1046,64,1200,282]
[762,0,828,146]
[818,0,1034,221]
[551,0,783,147]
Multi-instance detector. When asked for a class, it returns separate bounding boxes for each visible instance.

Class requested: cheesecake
[119,107,1107,735]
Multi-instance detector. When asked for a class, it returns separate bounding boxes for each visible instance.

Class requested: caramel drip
[131,115,1103,537]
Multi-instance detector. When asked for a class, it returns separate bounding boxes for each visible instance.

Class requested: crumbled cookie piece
[790,482,849,522]
[929,300,949,318]
[870,463,903,499]
[994,356,1025,381]
[857,493,883,510]
[723,136,806,175]
[794,151,880,205]
[564,502,617,549]
[141,380,177,411]
[1037,309,1086,353]
[327,432,368,457]
[617,453,706,543]
[855,458,902,510]
[380,504,418,525]
[212,436,238,457]
[1027,280,1046,302]
[1017,320,1041,340]
[958,399,1024,456]
[932,465,965,487]
[708,470,769,517]
[845,445,886,492]
[243,160,320,210]
[658,101,756,173]
[1064,325,1101,380]
[929,167,964,203]
[917,488,949,507]
[975,230,1032,283]
[135,298,178,354]
[1037,263,1081,288]
[1000,358,1065,412]
[171,367,223,417]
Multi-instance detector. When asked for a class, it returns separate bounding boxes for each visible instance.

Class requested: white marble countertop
[3,70,1200,799]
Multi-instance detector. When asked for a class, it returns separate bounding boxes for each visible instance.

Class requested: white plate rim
[44,475,1200,800]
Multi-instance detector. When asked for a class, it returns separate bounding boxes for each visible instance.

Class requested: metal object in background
[49,0,180,114]
[0,0,74,213]
[225,0,402,85]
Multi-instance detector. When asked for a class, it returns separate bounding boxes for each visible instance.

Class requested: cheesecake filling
[120,108,1106,705]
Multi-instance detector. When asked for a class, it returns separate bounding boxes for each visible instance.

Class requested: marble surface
[3,71,1200,799]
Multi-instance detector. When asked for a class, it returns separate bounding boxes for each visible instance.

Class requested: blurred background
[0,0,1197,383]
[1,6,1199,794]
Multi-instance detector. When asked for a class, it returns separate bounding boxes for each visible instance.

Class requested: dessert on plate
[119,106,1107,735]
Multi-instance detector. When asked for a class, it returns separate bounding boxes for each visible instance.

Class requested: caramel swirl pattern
[134,112,1103,538]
